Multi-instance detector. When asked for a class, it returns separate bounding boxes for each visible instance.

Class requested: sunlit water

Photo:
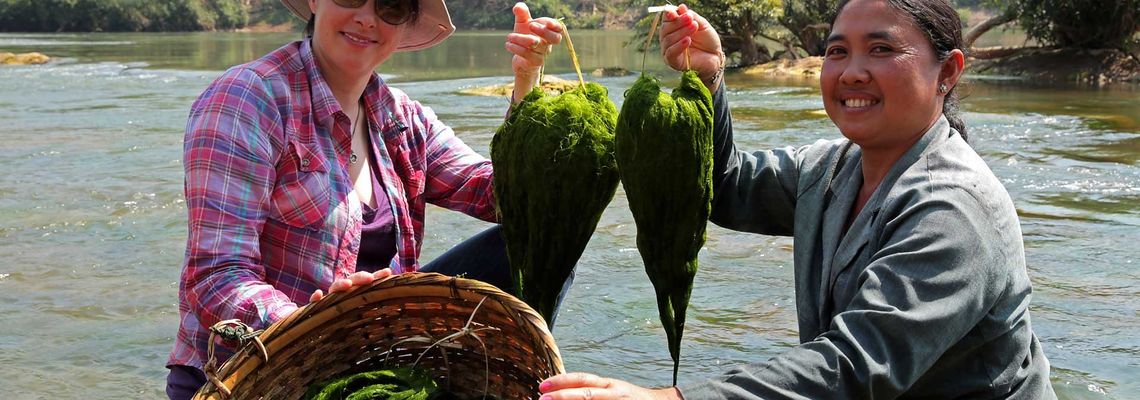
[0,32,1136,399]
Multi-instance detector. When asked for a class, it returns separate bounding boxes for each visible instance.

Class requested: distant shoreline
[733,51,1140,85]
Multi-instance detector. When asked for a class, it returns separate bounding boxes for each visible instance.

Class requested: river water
[0,31,1136,399]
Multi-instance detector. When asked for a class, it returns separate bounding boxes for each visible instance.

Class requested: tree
[963,5,1017,49]
[0,0,253,32]
[779,0,838,56]
[447,0,606,29]
[627,0,783,67]
[1011,0,1140,50]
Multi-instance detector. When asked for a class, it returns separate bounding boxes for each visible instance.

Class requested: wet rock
[458,75,580,97]
[740,57,823,80]
[1,52,51,65]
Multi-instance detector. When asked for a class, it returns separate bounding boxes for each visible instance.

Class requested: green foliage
[0,0,252,32]
[1009,0,1140,49]
[615,70,713,386]
[303,367,440,400]
[691,0,783,64]
[209,0,250,30]
[627,0,783,66]
[446,0,613,29]
[780,0,838,56]
[491,83,620,324]
[251,1,299,26]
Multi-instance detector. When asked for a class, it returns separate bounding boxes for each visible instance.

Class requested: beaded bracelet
[704,50,727,90]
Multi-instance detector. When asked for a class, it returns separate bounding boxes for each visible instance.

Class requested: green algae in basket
[490,81,620,325]
[303,367,442,400]
[615,70,714,385]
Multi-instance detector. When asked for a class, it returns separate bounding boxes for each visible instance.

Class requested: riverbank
[971,47,1140,84]
[739,57,822,82]
[232,21,296,33]
[729,48,1140,85]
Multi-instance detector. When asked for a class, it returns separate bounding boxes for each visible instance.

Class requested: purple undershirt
[356,135,397,272]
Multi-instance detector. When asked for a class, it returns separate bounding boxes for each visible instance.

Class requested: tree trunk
[964,9,1017,49]
[733,20,771,66]
[798,23,830,56]
[736,35,772,66]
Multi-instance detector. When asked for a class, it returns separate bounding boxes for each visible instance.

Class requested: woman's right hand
[660,4,725,91]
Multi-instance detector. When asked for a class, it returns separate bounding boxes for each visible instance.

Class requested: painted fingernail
[539,395,552,400]
[539,381,552,391]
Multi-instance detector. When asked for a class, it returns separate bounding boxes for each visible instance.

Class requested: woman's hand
[505,2,564,103]
[309,268,392,302]
[660,4,725,91]
[539,373,683,400]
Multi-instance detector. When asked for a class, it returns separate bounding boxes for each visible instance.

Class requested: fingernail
[539,381,551,391]
[539,395,552,400]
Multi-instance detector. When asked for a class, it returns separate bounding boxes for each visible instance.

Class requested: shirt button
[300,158,310,168]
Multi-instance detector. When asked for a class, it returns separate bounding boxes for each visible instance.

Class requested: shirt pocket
[405,168,425,200]
[268,138,332,231]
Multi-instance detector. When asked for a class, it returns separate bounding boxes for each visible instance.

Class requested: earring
[938,83,948,94]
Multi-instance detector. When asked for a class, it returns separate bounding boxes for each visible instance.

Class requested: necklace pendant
[349,153,358,164]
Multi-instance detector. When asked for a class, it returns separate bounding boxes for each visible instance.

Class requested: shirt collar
[300,39,389,127]
[894,114,951,175]
[860,114,952,213]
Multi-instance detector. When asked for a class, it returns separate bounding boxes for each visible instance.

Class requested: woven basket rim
[193,272,564,399]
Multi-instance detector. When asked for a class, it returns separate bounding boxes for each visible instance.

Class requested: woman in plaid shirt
[165,1,565,398]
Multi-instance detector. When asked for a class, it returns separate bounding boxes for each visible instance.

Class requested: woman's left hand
[505,2,563,103]
[539,373,683,400]
[309,268,392,303]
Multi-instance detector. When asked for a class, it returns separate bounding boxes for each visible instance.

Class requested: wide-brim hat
[281,0,455,52]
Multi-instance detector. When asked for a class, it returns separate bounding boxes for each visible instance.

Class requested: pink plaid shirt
[169,40,498,369]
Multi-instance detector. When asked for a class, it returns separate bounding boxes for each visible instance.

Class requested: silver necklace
[349,105,364,165]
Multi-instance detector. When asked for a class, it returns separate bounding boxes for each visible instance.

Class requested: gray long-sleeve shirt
[678,85,1055,399]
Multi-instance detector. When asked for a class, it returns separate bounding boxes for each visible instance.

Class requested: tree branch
[757,31,798,60]
[964,9,1018,49]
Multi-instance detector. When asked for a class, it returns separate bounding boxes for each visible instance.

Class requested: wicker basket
[192,272,564,400]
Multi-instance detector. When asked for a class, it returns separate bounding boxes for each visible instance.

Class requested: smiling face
[820,0,948,152]
[308,0,406,78]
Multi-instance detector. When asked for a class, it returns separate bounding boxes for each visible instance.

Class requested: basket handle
[203,319,269,399]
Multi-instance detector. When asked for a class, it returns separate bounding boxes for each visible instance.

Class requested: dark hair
[833,0,968,140]
[305,15,315,38]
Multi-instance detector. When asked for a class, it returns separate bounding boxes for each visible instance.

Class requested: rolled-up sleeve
[182,68,299,333]
[416,101,498,222]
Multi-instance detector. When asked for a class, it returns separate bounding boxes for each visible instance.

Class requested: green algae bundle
[615,70,714,385]
[302,367,441,400]
[491,81,620,325]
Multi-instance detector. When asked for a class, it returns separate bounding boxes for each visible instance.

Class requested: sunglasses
[331,0,420,26]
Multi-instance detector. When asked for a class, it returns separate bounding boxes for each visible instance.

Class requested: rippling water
[0,32,1136,399]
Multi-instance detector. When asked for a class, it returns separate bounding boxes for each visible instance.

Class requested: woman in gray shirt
[539,0,1055,398]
